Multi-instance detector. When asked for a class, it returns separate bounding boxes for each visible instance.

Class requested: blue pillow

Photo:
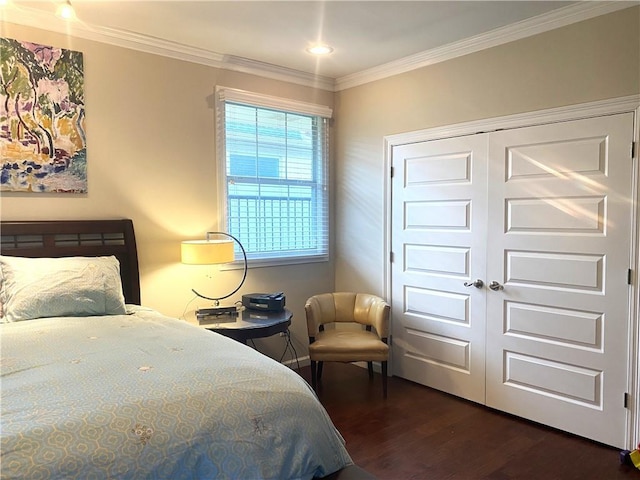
[0,255,126,322]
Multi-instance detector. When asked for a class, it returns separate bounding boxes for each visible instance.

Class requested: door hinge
[390,166,395,178]
[628,269,633,285]
[624,392,630,408]
[390,251,394,263]
[632,142,637,159]
[389,335,393,346]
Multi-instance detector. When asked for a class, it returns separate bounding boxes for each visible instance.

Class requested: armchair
[305,292,390,398]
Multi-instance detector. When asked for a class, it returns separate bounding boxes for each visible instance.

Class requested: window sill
[221,254,329,270]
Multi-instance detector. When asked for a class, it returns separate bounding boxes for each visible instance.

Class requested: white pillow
[0,255,127,322]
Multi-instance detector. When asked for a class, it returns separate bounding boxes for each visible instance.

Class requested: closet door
[391,134,488,404]
[485,113,634,449]
[390,112,635,448]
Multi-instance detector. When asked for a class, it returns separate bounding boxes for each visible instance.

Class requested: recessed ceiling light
[56,0,76,20]
[306,44,334,56]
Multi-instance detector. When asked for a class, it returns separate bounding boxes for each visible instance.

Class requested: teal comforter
[0,306,352,479]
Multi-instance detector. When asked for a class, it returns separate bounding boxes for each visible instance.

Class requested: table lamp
[181,232,247,316]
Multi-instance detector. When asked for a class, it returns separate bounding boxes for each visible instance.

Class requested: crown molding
[2,1,635,93]
[335,1,637,91]
[1,4,225,65]
[221,55,335,92]
[0,2,336,91]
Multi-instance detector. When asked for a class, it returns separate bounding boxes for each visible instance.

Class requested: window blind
[217,87,330,264]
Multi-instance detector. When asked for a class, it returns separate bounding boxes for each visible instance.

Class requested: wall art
[1,38,86,193]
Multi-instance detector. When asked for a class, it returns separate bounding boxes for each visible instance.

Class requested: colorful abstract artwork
[1,38,86,193]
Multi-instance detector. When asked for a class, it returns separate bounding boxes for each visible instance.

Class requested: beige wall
[0,22,335,360]
[2,7,639,362]
[333,6,640,296]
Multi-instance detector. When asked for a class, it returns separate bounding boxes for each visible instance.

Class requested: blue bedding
[0,306,352,479]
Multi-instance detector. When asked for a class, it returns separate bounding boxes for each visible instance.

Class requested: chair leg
[367,361,374,379]
[318,361,324,381]
[382,361,388,398]
[310,360,317,390]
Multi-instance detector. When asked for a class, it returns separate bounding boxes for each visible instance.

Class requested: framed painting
[1,38,86,193]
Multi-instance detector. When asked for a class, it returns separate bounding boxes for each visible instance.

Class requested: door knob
[464,279,484,289]
[489,281,504,291]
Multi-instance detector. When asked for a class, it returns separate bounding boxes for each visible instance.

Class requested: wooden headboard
[0,219,141,305]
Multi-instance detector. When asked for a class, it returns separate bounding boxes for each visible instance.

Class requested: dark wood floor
[296,362,639,480]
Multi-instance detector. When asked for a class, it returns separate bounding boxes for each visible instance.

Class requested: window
[217,87,331,265]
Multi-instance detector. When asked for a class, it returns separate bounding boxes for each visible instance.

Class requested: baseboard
[352,361,384,374]
[283,355,310,369]
[286,357,386,375]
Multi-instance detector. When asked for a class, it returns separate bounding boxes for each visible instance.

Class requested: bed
[0,219,354,480]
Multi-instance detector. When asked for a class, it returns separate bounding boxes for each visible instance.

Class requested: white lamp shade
[181,239,235,265]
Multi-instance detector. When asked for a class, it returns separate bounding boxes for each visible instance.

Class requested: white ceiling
[2,1,635,89]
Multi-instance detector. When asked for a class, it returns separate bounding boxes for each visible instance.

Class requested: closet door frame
[383,95,640,449]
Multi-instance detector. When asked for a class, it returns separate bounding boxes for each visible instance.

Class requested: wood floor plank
[297,363,638,480]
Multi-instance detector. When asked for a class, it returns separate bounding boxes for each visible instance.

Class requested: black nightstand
[191,308,292,344]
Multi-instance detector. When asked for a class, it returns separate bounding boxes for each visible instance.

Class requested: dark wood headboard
[0,219,141,305]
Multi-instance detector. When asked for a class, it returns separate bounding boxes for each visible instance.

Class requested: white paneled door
[391,113,634,448]
[391,134,489,404]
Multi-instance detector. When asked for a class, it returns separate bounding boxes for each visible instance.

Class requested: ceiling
[2,1,634,88]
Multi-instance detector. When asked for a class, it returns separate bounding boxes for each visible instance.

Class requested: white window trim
[215,86,332,268]
[217,86,332,118]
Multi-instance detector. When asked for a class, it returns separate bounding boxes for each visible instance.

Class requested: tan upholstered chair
[305,292,390,398]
